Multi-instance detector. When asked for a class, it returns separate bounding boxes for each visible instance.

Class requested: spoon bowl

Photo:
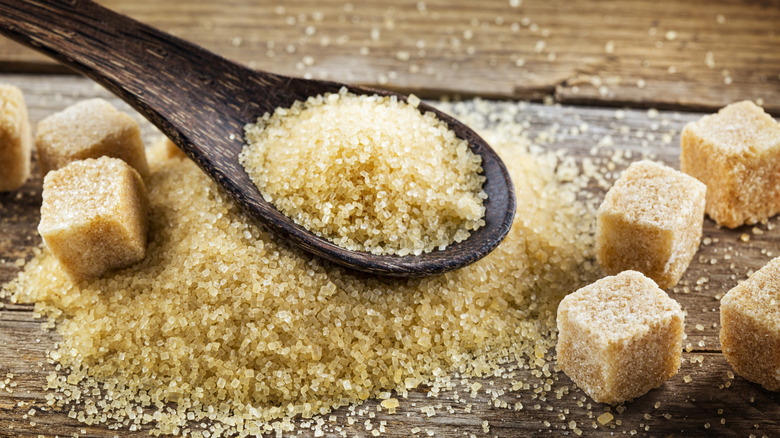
[0,0,516,276]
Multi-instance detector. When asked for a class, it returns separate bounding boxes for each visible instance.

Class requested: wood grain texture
[0,0,516,277]
[1,0,778,113]
[1,75,779,437]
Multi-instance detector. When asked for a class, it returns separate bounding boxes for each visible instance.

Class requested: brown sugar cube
[156,136,186,160]
[557,270,685,404]
[720,257,780,391]
[161,137,186,159]
[597,160,706,289]
[35,98,149,179]
[680,101,780,228]
[146,136,186,164]
[0,85,32,191]
[38,157,149,281]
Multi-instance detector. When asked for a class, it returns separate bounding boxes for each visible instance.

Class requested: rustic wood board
[1,75,779,437]
[0,0,779,114]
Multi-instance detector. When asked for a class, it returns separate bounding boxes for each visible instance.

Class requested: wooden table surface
[1,0,779,437]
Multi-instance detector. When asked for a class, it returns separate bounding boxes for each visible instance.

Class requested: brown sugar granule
[557,271,685,404]
[5,105,598,436]
[35,98,150,179]
[37,157,149,281]
[597,160,706,289]
[0,84,32,191]
[597,411,614,425]
[720,257,780,391]
[240,88,486,256]
[680,101,780,228]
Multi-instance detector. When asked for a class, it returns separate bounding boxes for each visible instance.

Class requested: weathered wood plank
[1,75,779,436]
[0,0,778,113]
[1,308,778,438]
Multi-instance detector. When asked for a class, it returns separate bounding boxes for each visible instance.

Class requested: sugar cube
[146,136,186,164]
[597,160,706,289]
[720,257,780,391]
[35,98,149,179]
[680,101,780,228]
[557,271,685,403]
[0,85,32,191]
[38,157,149,281]
[159,136,186,160]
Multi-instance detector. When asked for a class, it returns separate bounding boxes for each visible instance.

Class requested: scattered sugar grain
[597,412,614,425]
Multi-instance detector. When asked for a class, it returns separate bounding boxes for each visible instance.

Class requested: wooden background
[1,0,779,436]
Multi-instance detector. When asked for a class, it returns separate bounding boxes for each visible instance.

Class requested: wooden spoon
[0,0,516,276]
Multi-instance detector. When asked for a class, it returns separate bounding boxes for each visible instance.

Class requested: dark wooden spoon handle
[0,0,344,267]
[0,0,284,164]
[0,0,516,277]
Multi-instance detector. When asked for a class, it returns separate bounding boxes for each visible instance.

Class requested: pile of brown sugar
[240,89,487,256]
[4,100,598,437]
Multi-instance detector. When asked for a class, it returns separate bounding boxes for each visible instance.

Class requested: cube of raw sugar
[158,136,186,160]
[680,101,780,228]
[146,136,186,164]
[720,257,780,391]
[597,160,706,289]
[35,98,149,179]
[557,271,685,403]
[0,85,32,191]
[38,157,149,281]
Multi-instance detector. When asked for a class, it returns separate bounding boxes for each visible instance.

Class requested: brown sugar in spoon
[0,0,516,276]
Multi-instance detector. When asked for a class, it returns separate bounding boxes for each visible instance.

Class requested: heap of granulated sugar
[3,99,599,437]
[240,89,486,256]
